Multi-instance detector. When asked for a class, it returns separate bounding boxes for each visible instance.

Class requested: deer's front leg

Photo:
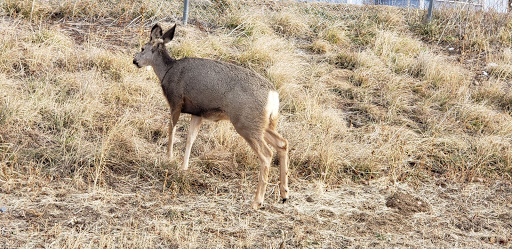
[166,123,176,160]
[166,109,181,160]
[182,115,202,170]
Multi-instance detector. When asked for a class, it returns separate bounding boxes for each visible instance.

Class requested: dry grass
[1,0,512,247]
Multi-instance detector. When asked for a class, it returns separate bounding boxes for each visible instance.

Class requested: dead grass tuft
[272,8,310,37]
[310,39,331,54]
[322,27,350,46]
[486,48,512,80]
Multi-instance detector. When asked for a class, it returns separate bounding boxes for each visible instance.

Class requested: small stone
[306,196,315,203]
[386,191,431,214]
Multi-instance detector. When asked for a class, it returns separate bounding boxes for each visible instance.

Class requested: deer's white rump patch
[266,91,279,119]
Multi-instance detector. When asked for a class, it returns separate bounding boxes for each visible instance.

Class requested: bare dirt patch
[1,177,511,248]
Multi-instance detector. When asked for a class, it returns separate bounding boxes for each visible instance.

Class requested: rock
[385,191,431,215]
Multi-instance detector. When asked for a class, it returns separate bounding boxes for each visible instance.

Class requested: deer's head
[133,24,176,68]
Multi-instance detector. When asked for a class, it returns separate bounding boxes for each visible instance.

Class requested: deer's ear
[163,24,176,44]
[150,24,163,42]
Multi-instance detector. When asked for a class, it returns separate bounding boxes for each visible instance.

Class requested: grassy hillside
[1,0,512,247]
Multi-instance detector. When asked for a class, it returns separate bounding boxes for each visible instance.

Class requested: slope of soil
[1,175,511,248]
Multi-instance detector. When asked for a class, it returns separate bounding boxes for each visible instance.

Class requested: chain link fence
[169,0,511,63]
[181,0,509,27]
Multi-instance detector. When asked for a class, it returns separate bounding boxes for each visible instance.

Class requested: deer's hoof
[280,187,289,200]
[251,201,263,210]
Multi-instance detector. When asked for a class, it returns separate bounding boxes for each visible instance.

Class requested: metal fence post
[183,0,190,25]
[427,0,434,21]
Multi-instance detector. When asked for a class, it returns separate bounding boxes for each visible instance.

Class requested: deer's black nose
[133,59,140,68]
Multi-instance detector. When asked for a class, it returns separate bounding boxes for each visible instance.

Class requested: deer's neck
[152,50,176,83]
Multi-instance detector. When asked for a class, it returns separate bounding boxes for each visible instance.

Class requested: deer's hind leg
[238,130,273,210]
[264,129,289,202]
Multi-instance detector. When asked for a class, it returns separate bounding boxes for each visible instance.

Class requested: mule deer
[133,24,289,209]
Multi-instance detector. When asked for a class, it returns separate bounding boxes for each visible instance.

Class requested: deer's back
[162,58,276,122]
